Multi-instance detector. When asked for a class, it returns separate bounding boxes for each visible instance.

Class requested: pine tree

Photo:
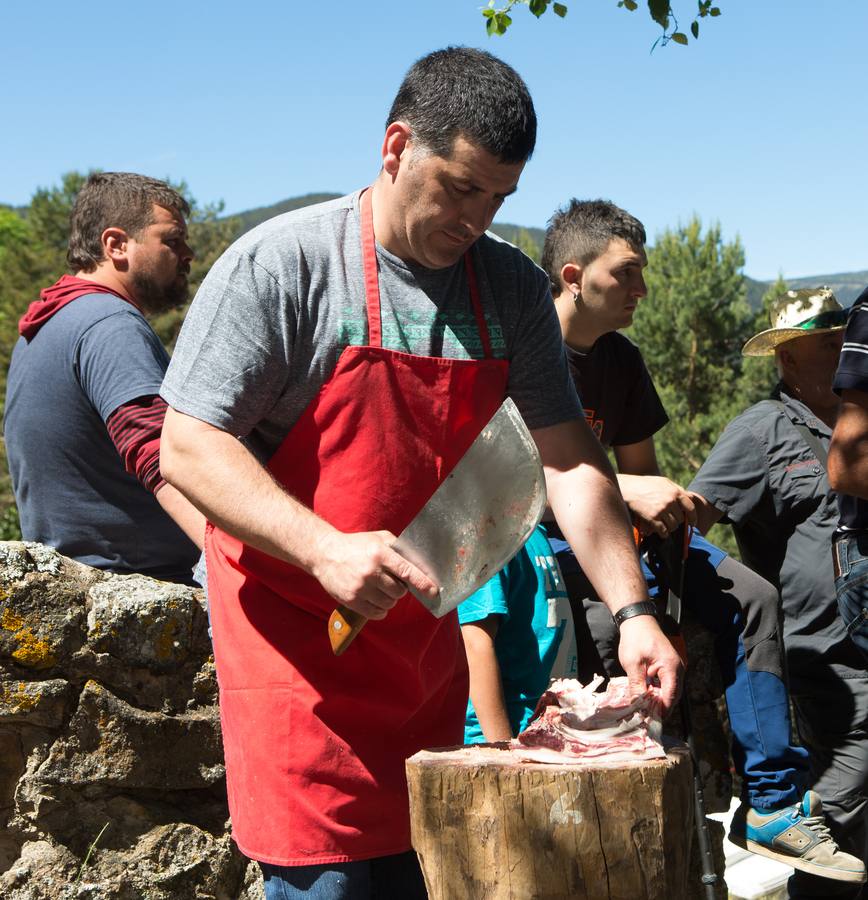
[630,217,752,483]
[628,217,753,555]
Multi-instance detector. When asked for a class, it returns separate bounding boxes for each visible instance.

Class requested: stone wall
[0,542,263,899]
[0,540,733,899]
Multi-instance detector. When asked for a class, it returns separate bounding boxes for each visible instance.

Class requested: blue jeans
[834,533,868,661]
[260,851,427,900]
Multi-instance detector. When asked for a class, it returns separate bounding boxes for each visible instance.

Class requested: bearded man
[4,171,204,583]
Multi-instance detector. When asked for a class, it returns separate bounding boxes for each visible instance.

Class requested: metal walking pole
[650,524,719,899]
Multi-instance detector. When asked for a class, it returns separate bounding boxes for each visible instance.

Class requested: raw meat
[512,675,665,764]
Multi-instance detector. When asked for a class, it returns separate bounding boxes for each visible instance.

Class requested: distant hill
[746,272,867,310]
[488,223,545,249]
[230,192,342,236]
[228,193,547,249]
[228,194,865,305]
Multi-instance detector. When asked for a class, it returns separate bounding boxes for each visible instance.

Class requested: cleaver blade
[328,397,547,655]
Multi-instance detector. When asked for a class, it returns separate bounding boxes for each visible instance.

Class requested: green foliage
[232,193,341,238]
[28,171,90,255]
[513,227,542,263]
[484,0,721,45]
[489,222,545,256]
[632,217,749,427]
[628,217,753,556]
[484,0,563,35]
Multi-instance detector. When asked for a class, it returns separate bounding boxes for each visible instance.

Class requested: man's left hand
[616,614,684,713]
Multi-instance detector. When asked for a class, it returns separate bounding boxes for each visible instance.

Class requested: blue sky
[1,1,866,280]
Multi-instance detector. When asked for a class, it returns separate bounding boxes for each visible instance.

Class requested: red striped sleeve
[106,395,168,494]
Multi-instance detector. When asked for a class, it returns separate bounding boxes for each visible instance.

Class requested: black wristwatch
[612,600,659,630]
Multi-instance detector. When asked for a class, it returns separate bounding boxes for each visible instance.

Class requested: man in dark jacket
[692,288,868,898]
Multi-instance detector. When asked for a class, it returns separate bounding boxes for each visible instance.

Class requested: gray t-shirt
[162,191,581,461]
[689,386,866,688]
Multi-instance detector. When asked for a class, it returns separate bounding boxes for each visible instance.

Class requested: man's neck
[370,177,412,262]
[553,291,608,352]
[74,267,135,305]
[781,379,839,428]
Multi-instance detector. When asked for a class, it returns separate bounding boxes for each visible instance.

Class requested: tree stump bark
[406,744,693,900]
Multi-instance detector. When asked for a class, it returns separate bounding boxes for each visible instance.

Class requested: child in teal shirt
[459,524,577,744]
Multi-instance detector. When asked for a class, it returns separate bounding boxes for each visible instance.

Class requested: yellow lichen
[1,608,24,631]
[0,680,43,713]
[1,607,57,669]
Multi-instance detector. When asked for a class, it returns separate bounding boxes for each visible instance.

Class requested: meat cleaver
[328,397,547,655]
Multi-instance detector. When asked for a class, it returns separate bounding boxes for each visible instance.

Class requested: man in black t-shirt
[541,199,864,887]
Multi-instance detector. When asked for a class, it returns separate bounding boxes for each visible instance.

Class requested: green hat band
[793,309,848,331]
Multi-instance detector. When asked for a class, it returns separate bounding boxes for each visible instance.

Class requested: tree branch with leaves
[482,0,721,46]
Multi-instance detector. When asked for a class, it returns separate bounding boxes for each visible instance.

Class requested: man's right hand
[311,529,439,620]
[619,474,698,538]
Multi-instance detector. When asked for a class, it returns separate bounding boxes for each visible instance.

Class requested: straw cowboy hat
[742,287,847,357]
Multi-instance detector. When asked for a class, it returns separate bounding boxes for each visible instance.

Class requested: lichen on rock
[0,542,261,899]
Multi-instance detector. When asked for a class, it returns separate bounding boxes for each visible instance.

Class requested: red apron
[206,188,509,866]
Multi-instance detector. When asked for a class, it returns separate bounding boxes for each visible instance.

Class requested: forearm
[462,624,513,742]
[829,393,868,498]
[532,418,683,709]
[154,483,206,550]
[161,408,436,619]
[549,465,647,612]
[160,408,337,574]
[828,451,868,498]
[536,420,645,612]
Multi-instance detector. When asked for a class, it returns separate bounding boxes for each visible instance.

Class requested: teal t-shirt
[459,525,574,744]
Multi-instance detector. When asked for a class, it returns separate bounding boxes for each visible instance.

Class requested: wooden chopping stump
[406,743,693,900]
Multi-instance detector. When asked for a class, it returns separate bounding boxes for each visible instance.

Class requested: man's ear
[560,261,583,296]
[102,227,129,266]
[382,122,412,177]
[777,345,797,376]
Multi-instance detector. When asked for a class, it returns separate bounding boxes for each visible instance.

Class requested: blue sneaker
[729,790,866,884]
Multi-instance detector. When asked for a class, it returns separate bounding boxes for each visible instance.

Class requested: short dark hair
[542,199,646,293]
[386,47,536,164]
[67,172,190,273]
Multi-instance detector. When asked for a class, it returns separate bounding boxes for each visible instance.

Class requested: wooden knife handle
[328,606,367,656]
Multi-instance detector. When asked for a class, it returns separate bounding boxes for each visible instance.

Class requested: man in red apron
[160,47,683,899]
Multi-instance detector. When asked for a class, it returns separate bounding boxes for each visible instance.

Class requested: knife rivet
[333,620,343,631]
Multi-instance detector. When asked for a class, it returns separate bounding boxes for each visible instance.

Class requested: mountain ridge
[227,193,866,308]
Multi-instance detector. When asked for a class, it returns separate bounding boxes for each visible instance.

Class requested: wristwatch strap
[612,600,659,629]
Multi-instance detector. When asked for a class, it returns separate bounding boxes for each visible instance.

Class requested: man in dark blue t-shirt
[4,172,204,583]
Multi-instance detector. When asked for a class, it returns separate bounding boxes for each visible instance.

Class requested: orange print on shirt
[583,408,604,441]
